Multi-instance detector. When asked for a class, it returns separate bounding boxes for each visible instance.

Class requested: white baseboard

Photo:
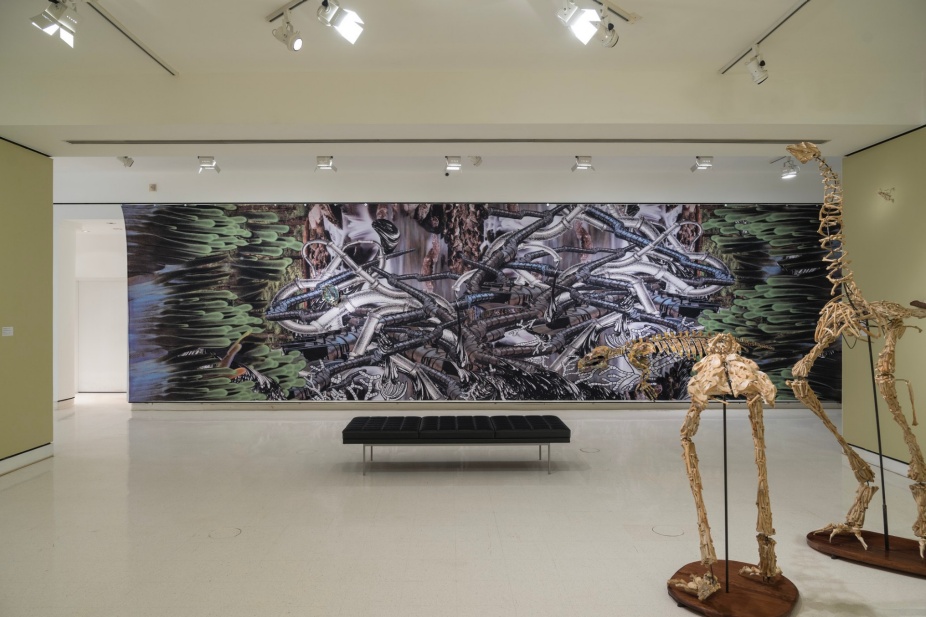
[0,444,54,477]
[851,445,910,478]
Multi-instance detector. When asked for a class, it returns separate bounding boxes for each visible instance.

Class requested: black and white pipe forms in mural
[123,203,840,403]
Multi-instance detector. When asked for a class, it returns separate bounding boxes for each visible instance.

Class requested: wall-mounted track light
[117,156,134,168]
[272,8,303,51]
[572,156,595,172]
[316,156,337,172]
[781,157,799,179]
[690,156,712,172]
[198,156,220,173]
[30,0,78,47]
[317,0,364,44]
[445,156,462,174]
[745,45,768,84]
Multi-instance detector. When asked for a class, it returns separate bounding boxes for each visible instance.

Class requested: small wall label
[1,327,13,336]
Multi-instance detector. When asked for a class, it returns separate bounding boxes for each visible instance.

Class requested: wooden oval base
[667,560,799,617]
[806,530,926,577]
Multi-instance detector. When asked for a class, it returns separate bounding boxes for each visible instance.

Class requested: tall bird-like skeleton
[786,142,926,557]
[580,332,780,601]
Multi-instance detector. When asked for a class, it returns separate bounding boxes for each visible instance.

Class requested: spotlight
[316,156,337,172]
[272,8,303,51]
[596,13,619,48]
[317,0,364,44]
[572,156,595,172]
[118,156,134,168]
[781,157,799,179]
[557,1,600,45]
[745,45,768,84]
[690,156,712,172]
[198,156,220,174]
[445,156,462,174]
[30,0,78,47]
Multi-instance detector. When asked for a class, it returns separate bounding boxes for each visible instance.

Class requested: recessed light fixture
[30,0,78,47]
[117,156,134,168]
[198,156,220,173]
[272,8,303,51]
[690,156,712,172]
[745,45,768,84]
[316,156,337,172]
[572,156,595,172]
[781,157,799,179]
[445,156,463,174]
[317,0,363,44]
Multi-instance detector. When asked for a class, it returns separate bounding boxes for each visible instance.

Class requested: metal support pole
[362,445,367,476]
[865,326,891,549]
[547,444,551,474]
[539,445,542,460]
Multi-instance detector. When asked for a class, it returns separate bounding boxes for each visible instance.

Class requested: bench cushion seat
[420,416,495,439]
[342,416,422,440]
[342,415,570,443]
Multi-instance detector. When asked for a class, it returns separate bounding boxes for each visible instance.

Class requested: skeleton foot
[739,564,782,581]
[668,572,721,602]
[813,523,869,550]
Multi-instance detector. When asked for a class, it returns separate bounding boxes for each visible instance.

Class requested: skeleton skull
[786,141,820,164]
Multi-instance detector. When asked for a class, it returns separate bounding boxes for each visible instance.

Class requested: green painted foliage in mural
[700,204,840,401]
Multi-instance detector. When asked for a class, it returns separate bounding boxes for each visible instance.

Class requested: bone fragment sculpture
[580,332,780,601]
[664,333,779,601]
[786,142,926,557]
[578,330,768,400]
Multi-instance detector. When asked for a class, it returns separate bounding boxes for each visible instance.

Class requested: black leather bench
[343,415,571,475]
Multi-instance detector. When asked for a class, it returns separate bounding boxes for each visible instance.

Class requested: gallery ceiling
[1,0,924,171]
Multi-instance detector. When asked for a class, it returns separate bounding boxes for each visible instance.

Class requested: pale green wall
[843,127,926,462]
[0,139,53,460]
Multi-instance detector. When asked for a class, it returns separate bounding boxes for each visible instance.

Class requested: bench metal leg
[362,445,367,476]
[547,444,551,474]
[538,445,542,460]
[370,446,373,461]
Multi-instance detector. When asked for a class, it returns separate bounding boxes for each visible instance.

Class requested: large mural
[123,203,840,403]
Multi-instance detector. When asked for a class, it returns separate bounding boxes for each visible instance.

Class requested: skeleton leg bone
[789,336,878,548]
[739,393,782,581]
[668,399,721,601]
[875,318,926,556]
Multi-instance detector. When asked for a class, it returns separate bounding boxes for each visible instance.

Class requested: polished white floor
[1,394,924,617]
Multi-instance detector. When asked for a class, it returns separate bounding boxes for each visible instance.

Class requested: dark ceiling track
[846,124,926,157]
[85,2,177,76]
[1,136,51,158]
[67,138,829,146]
[719,0,812,75]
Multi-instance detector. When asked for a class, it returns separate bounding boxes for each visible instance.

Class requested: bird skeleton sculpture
[580,332,780,601]
[785,142,926,558]
[578,330,770,400]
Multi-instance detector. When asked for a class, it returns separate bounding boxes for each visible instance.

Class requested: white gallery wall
[52,157,836,404]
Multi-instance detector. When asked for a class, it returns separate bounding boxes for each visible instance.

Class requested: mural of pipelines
[267,203,733,401]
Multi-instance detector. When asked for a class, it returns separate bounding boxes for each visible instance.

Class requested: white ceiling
[1,0,924,171]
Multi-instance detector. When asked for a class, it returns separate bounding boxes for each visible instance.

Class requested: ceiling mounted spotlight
[30,0,78,47]
[272,8,303,51]
[690,156,713,172]
[117,156,134,168]
[198,156,220,174]
[596,13,619,48]
[781,157,799,179]
[557,0,600,45]
[316,156,337,172]
[317,0,364,44]
[445,156,463,174]
[572,156,595,172]
[745,45,768,84]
